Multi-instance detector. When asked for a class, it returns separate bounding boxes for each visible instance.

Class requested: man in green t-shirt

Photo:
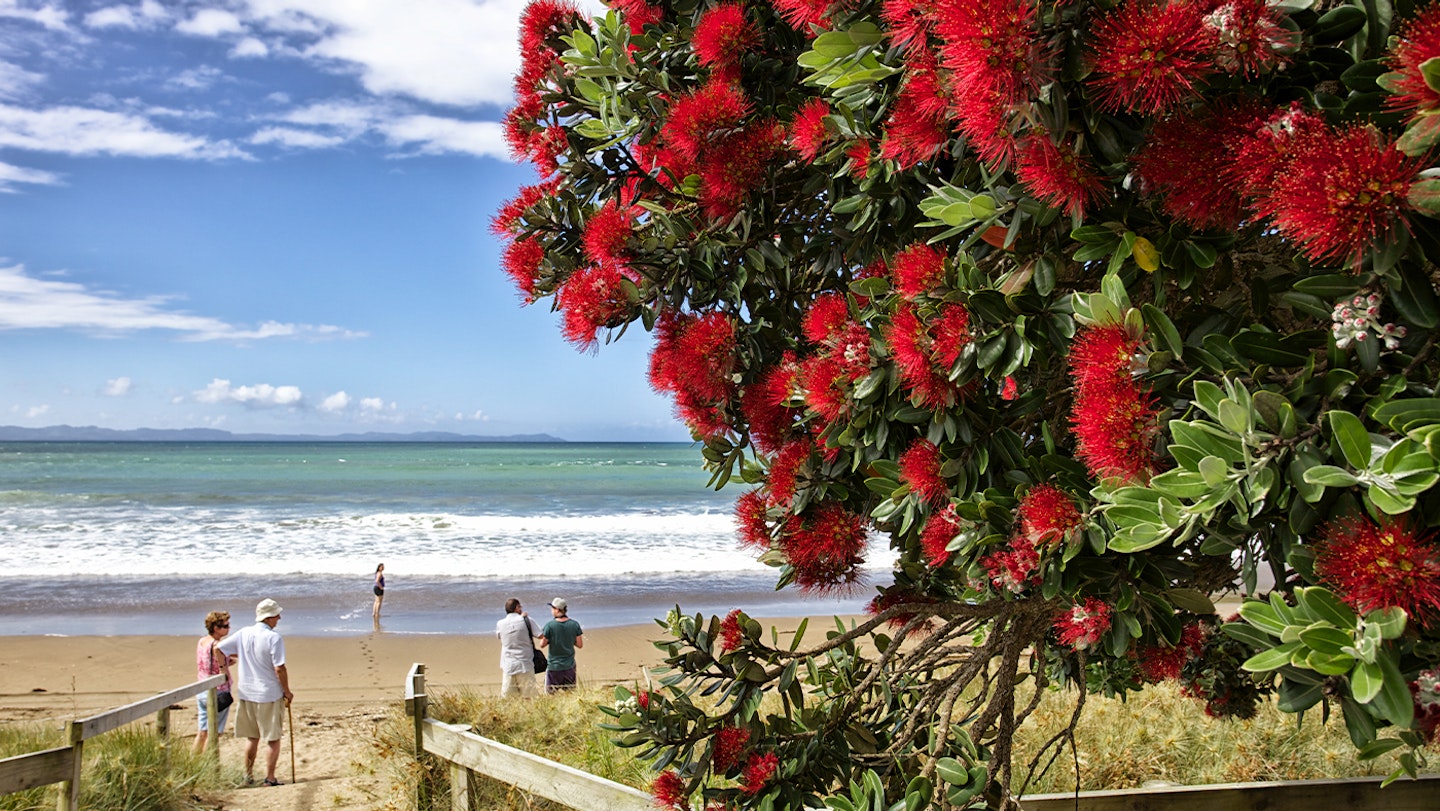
[538,597,584,692]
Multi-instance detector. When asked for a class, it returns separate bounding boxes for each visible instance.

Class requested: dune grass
[373,680,1428,809]
[0,722,243,811]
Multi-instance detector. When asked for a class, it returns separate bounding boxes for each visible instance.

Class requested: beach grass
[373,680,1424,809]
[0,723,243,811]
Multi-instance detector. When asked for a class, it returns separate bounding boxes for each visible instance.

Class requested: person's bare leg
[244,737,260,782]
[265,739,281,782]
[192,730,207,755]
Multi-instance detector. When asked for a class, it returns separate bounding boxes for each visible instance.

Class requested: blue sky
[0,0,690,442]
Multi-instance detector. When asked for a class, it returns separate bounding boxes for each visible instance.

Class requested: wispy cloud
[194,378,303,408]
[0,104,248,159]
[102,376,133,396]
[0,1,69,32]
[83,1,168,31]
[0,60,45,101]
[258,100,506,157]
[0,160,61,192]
[0,264,367,342]
[175,8,245,37]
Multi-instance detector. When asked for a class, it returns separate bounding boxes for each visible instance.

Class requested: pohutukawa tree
[496,0,1440,806]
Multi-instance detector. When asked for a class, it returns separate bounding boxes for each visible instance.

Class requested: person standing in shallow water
[538,597,583,693]
[372,563,385,621]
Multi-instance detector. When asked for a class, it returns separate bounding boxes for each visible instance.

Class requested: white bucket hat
[255,598,283,621]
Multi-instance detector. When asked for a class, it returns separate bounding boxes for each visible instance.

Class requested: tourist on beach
[217,598,293,787]
[192,610,233,754]
[372,563,385,621]
[496,598,543,697]
[538,597,584,692]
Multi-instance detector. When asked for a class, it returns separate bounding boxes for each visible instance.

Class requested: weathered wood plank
[73,674,224,741]
[1018,773,1440,811]
[421,720,653,811]
[0,747,73,795]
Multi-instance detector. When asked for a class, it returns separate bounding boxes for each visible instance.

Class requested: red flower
[1015,133,1105,219]
[637,689,654,709]
[1086,0,1213,114]
[1201,0,1295,77]
[891,242,946,299]
[899,438,947,504]
[558,264,632,349]
[700,121,786,219]
[1259,125,1420,267]
[1387,4,1440,120]
[741,356,803,454]
[1314,516,1440,626]
[1067,323,1141,389]
[582,201,635,267]
[501,237,546,302]
[652,770,689,810]
[881,0,936,52]
[740,752,779,795]
[879,60,951,169]
[719,608,744,652]
[767,439,810,506]
[1015,484,1081,548]
[770,0,831,31]
[954,85,1020,167]
[1229,104,1328,203]
[920,505,961,567]
[777,501,868,592]
[789,98,832,161]
[846,140,872,178]
[661,80,753,162]
[1000,376,1018,400]
[520,0,581,54]
[1055,597,1112,652]
[981,539,1041,593]
[609,0,664,35]
[885,302,972,409]
[693,3,760,68]
[1134,101,1267,231]
[1135,621,1207,683]
[802,293,851,346]
[712,725,751,769]
[649,311,738,438]
[735,489,772,549]
[1070,373,1161,484]
[492,180,557,238]
[936,0,1050,108]
[866,588,941,629]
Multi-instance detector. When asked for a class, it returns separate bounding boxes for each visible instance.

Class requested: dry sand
[0,616,836,810]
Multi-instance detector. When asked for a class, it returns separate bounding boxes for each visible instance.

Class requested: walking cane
[287,699,296,785]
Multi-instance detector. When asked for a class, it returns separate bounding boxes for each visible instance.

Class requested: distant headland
[0,425,567,443]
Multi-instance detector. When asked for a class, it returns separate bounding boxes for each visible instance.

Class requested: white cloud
[166,66,226,92]
[23,403,50,418]
[0,61,44,101]
[379,114,507,158]
[102,376,133,396]
[175,8,245,37]
[231,37,269,58]
[194,378,303,408]
[318,391,350,412]
[84,1,169,31]
[249,126,345,149]
[0,160,61,192]
[0,104,248,159]
[0,263,366,342]
[0,1,68,32]
[359,397,386,411]
[455,409,488,421]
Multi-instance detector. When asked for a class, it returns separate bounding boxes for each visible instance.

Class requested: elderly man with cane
[218,598,294,786]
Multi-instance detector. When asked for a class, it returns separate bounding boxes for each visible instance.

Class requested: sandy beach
[0,616,830,810]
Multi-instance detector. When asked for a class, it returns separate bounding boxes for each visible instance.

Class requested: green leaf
[1242,641,1301,672]
[1299,625,1354,655]
[1306,650,1357,675]
[1365,607,1408,640]
[1351,660,1383,703]
[1222,621,1278,648]
[1296,587,1357,629]
[1374,398,1440,433]
[1165,588,1215,614]
[1141,303,1183,359]
[1357,738,1406,760]
[1304,465,1360,487]
[1328,410,1372,468]
[1408,177,1440,215]
[1311,5,1368,44]
[935,757,970,786]
[1371,650,1416,727]
[1238,600,1288,636]
[1293,273,1361,298]
[1422,56,1440,94]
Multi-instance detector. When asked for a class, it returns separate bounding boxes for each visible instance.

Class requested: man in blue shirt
[538,597,584,692]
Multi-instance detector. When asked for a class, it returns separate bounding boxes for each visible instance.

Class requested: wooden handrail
[70,673,224,741]
[1018,773,1440,811]
[0,748,74,796]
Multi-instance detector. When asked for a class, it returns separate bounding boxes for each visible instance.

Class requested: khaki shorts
[501,671,537,698]
[233,699,285,742]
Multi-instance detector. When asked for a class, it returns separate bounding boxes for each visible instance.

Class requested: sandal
[262,778,283,787]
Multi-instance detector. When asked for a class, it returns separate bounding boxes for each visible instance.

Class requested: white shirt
[495,613,540,676]
[216,620,286,703]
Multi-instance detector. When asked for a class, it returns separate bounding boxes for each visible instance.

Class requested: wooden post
[406,664,429,810]
[156,707,169,743]
[448,763,472,811]
[205,688,219,756]
[56,722,82,811]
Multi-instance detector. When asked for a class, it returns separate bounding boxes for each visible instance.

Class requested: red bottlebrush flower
[1135,621,1207,683]
[920,504,961,567]
[1086,0,1213,114]
[1055,597,1112,652]
[1229,104,1328,202]
[558,264,632,350]
[885,302,972,409]
[899,438,948,503]
[1015,133,1105,219]
[767,439,810,506]
[891,242,947,299]
[504,108,536,162]
[879,60,952,169]
[929,303,971,368]
[1259,125,1420,268]
[1387,4,1440,120]
[651,770,689,810]
[789,98,832,162]
[936,0,1050,108]
[1201,0,1295,77]
[637,689,654,709]
[502,237,546,302]
[582,201,635,267]
[1314,516,1440,626]
[649,311,738,438]
[735,489,772,549]
[981,538,1041,594]
[845,140,872,178]
[1000,376,1018,400]
[693,3,760,68]
[954,84,1021,167]
[882,0,936,53]
[1015,483,1081,548]
[492,180,556,238]
[527,124,569,176]
[741,355,803,454]
[770,0,831,31]
[799,354,851,425]
[740,752,779,795]
[777,501,868,592]
[1134,101,1267,231]
[1067,323,1141,389]
[699,121,786,220]
[802,293,852,345]
[1070,375,1161,484]
[661,80,753,163]
[712,724,751,769]
[719,608,744,652]
[520,0,581,54]
[609,0,664,35]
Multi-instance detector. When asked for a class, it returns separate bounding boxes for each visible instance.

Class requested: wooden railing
[404,662,1440,811]
[0,673,224,811]
[404,663,652,811]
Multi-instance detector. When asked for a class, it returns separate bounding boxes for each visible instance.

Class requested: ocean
[0,442,882,636]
